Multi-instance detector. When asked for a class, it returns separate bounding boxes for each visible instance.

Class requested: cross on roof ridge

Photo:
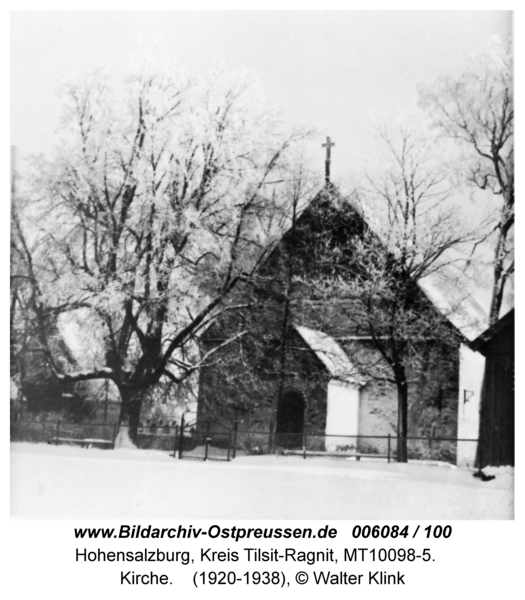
[322,136,335,184]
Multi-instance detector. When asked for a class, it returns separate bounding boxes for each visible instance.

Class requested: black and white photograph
[10,10,514,527]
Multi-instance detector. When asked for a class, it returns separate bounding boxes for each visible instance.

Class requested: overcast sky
[11,11,511,182]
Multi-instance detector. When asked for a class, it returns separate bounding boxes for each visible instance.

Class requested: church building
[198,139,461,459]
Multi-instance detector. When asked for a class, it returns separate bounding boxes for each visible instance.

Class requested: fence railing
[9,415,234,460]
[136,423,179,451]
[175,417,233,462]
[10,415,478,466]
[10,417,118,448]
[233,428,478,465]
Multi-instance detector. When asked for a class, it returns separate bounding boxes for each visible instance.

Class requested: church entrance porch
[275,389,305,448]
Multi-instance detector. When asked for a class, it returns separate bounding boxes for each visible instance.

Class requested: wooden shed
[471,309,514,467]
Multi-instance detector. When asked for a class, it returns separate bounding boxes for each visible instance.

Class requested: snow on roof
[470,308,514,351]
[418,270,490,342]
[294,325,363,385]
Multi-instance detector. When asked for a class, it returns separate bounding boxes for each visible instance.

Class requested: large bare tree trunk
[114,387,145,447]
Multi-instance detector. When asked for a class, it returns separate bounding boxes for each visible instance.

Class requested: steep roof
[289,183,501,342]
[418,270,489,341]
[294,325,364,386]
[470,308,514,353]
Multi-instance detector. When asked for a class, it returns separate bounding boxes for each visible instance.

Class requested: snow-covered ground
[10,442,513,519]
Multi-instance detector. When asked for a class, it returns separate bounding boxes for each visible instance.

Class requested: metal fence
[233,428,478,465]
[175,418,233,462]
[9,414,235,460]
[10,415,477,466]
[10,417,117,449]
[136,423,179,452]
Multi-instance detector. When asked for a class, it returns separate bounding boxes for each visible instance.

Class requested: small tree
[420,36,514,325]
[14,60,309,444]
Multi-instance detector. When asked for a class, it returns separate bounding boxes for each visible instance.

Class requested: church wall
[358,383,397,454]
[291,298,367,339]
[405,342,459,456]
[197,189,462,459]
[198,320,330,443]
[325,380,360,451]
[200,293,460,458]
[457,344,485,467]
[340,339,459,457]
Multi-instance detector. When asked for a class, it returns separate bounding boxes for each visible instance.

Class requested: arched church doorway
[275,389,305,448]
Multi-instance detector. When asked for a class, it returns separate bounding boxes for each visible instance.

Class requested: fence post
[232,420,239,460]
[204,437,210,461]
[55,420,61,444]
[227,431,232,462]
[303,429,307,459]
[178,414,185,459]
[387,434,391,463]
[478,438,483,473]
[269,420,275,455]
[112,422,118,449]
[172,425,179,458]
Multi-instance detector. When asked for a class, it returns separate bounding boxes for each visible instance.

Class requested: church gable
[261,184,368,283]
[198,181,460,456]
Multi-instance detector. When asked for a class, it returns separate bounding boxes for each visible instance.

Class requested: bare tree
[420,36,513,325]
[13,61,309,443]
